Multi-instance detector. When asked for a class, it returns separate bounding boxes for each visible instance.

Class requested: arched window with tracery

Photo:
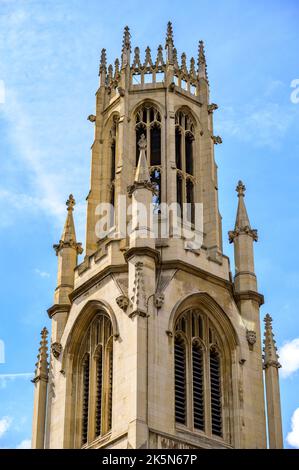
[135,103,162,210]
[77,313,113,447]
[174,309,225,440]
[175,110,195,223]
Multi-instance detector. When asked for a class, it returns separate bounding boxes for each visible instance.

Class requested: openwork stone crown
[101,22,208,90]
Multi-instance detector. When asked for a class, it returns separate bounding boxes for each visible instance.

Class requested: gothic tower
[31,23,283,449]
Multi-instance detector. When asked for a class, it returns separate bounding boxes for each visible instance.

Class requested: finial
[99,48,107,75]
[114,58,120,78]
[156,45,164,67]
[122,25,131,50]
[173,47,178,68]
[165,21,174,64]
[121,26,131,68]
[263,314,281,369]
[190,57,196,78]
[108,64,113,83]
[166,21,174,45]
[66,194,75,211]
[236,180,246,197]
[198,40,208,80]
[181,52,187,74]
[144,46,153,67]
[133,47,141,69]
[138,134,147,151]
[33,327,49,383]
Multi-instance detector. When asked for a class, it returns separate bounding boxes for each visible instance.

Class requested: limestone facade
[31,23,283,449]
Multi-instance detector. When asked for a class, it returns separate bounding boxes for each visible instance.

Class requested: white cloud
[0,373,33,389]
[34,268,50,278]
[216,102,296,150]
[279,338,299,378]
[16,439,31,449]
[287,408,299,449]
[0,416,12,438]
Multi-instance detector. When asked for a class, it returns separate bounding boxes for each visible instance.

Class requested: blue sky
[0,0,299,449]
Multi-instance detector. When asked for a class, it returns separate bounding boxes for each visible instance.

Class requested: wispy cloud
[0,4,91,240]
[0,373,33,389]
[279,338,299,378]
[287,408,299,449]
[216,101,297,150]
[16,439,31,449]
[0,416,12,438]
[34,268,50,278]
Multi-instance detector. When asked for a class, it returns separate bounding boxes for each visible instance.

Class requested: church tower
[32,23,283,449]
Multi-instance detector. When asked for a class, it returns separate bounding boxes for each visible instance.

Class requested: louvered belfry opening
[77,312,113,447]
[174,335,187,425]
[174,309,226,440]
[174,109,195,220]
[192,342,205,431]
[95,347,103,437]
[81,354,90,446]
[210,348,222,437]
[107,342,113,431]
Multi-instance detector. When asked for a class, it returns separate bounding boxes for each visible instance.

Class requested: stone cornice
[69,258,264,309]
[124,246,161,264]
[263,360,281,370]
[69,264,128,302]
[31,374,48,384]
[228,226,258,244]
[53,240,83,255]
[47,304,71,319]
[161,259,233,293]
[234,290,264,307]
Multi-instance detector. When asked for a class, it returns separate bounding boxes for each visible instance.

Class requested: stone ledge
[47,304,71,319]
[69,264,128,302]
[234,290,264,306]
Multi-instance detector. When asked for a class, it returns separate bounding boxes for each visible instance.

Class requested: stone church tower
[31,23,283,449]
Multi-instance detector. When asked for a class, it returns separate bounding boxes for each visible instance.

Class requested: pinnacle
[33,327,49,382]
[198,40,207,79]
[235,180,251,230]
[53,194,83,255]
[135,135,151,183]
[263,314,281,368]
[228,180,258,243]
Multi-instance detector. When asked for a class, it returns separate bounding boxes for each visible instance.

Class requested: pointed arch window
[174,335,187,425]
[109,118,118,226]
[81,354,90,446]
[210,347,222,437]
[135,104,162,208]
[76,313,113,447]
[174,309,226,441]
[175,110,195,223]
